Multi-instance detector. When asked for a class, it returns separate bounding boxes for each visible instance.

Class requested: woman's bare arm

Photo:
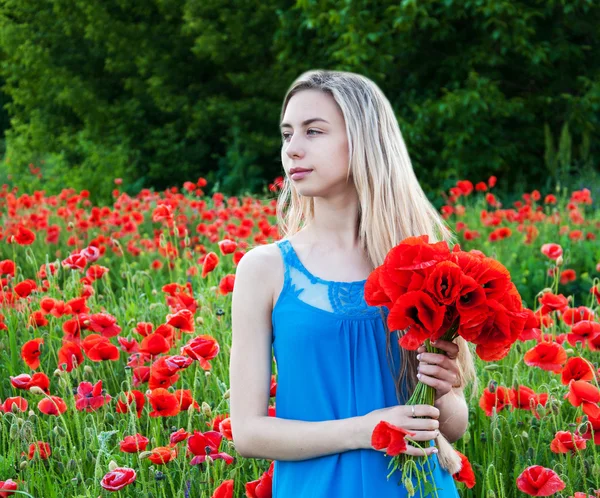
[229,245,363,460]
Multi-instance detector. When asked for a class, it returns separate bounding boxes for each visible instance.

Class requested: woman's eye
[281,129,321,142]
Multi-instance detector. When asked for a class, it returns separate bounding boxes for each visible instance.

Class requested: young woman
[230,70,476,497]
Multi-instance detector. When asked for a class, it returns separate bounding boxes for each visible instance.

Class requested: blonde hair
[275,69,477,402]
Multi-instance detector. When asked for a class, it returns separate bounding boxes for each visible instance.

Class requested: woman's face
[280,89,351,195]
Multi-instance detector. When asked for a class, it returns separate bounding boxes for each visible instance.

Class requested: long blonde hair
[275,69,477,402]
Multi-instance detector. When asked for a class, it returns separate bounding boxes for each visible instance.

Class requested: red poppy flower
[86,265,109,280]
[562,307,594,326]
[452,450,475,488]
[21,338,43,370]
[0,260,16,277]
[524,341,567,373]
[539,292,569,315]
[187,429,234,465]
[147,388,180,417]
[560,269,577,285]
[516,465,565,496]
[388,291,445,349]
[82,334,120,362]
[370,420,415,456]
[117,337,139,353]
[207,413,230,431]
[152,204,173,223]
[29,372,50,393]
[28,441,51,460]
[14,225,36,245]
[561,357,595,385]
[166,309,195,333]
[1,397,28,413]
[567,321,600,348]
[174,389,200,412]
[424,261,463,305]
[57,341,84,372]
[88,313,122,338]
[550,431,587,453]
[211,479,234,498]
[170,428,191,445]
[0,478,18,497]
[181,335,220,370]
[364,266,395,308]
[245,461,274,498]
[518,308,542,342]
[479,386,511,416]
[385,235,450,272]
[38,396,67,416]
[541,243,563,260]
[14,279,37,298]
[202,252,219,278]
[116,390,145,418]
[148,370,179,391]
[148,446,177,465]
[218,274,235,295]
[119,433,149,453]
[100,467,137,491]
[218,239,237,255]
[509,386,548,412]
[219,417,233,441]
[152,355,193,377]
[565,380,600,418]
[140,333,172,356]
[75,380,111,411]
[134,322,154,337]
[28,310,48,328]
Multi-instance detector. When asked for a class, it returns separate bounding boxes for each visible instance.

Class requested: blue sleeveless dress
[270,239,460,498]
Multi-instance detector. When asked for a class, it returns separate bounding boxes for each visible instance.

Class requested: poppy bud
[577,422,589,435]
[223,389,231,400]
[403,477,415,495]
[139,451,152,460]
[108,460,118,471]
[195,317,204,325]
[67,459,77,471]
[84,366,94,375]
[29,386,45,396]
[492,428,502,443]
[556,255,563,266]
[20,460,28,470]
[201,402,212,417]
[9,424,18,439]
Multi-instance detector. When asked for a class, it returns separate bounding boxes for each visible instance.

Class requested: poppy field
[0,176,599,497]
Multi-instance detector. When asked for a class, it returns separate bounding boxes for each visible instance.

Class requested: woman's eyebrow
[279,118,330,129]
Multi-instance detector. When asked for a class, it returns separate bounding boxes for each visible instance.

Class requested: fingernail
[432,448,438,454]
[417,373,421,379]
[416,354,421,360]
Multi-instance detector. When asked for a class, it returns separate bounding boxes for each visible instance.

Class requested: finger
[417,352,456,366]
[418,364,458,385]
[410,405,440,419]
[403,418,440,431]
[431,339,459,357]
[406,430,440,442]
[402,443,438,458]
[416,372,451,395]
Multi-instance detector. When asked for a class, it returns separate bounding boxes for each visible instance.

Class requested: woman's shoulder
[235,242,287,308]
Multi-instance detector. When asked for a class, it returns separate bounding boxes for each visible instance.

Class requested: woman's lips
[290,170,312,180]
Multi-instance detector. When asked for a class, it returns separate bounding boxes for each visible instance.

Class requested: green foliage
[0,0,599,203]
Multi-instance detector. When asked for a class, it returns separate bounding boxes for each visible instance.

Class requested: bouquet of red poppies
[364,235,528,491]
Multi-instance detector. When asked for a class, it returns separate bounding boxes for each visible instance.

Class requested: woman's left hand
[416,339,461,401]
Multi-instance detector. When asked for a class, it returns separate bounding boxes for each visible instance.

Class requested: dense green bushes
[0,0,598,204]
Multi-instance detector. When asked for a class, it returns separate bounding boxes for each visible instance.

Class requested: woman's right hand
[357,405,440,457]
